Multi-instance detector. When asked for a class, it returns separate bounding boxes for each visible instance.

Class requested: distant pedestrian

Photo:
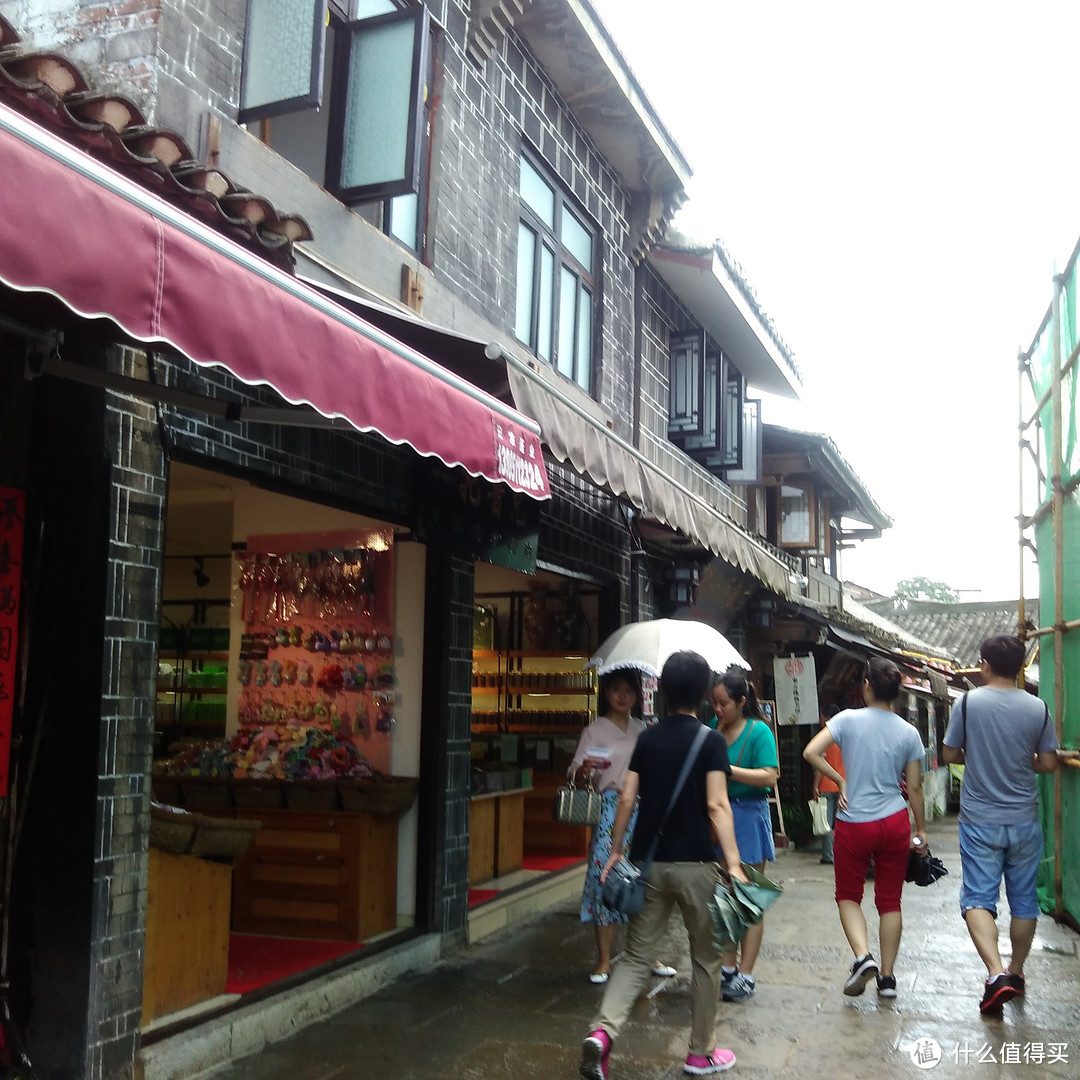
[811,704,843,865]
[579,650,747,1079]
[708,666,778,1003]
[568,669,675,985]
[803,657,926,1000]
[941,634,1078,1014]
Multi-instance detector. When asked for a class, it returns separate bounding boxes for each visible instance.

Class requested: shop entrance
[145,463,421,1030]
[467,563,603,907]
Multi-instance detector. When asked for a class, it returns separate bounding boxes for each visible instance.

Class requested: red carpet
[522,855,582,872]
[467,888,499,907]
[226,933,364,994]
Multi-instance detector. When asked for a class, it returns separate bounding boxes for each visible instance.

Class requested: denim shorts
[958,821,1044,920]
[726,796,775,865]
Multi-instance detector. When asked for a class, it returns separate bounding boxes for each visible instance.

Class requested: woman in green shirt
[710,666,779,1003]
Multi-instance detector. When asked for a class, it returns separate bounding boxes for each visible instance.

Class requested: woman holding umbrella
[568,668,676,985]
[709,666,779,1003]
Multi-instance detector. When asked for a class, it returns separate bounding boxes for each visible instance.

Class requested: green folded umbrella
[711,863,784,948]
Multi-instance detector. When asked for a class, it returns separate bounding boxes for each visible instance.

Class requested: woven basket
[149,804,196,855]
[339,776,419,816]
[187,814,261,862]
[284,779,340,811]
[180,776,233,809]
[231,779,285,809]
[151,776,182,806]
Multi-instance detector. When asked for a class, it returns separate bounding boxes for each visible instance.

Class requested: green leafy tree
[894,576,959,603]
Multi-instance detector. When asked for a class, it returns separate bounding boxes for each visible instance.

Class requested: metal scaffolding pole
[1050,274,1065,915]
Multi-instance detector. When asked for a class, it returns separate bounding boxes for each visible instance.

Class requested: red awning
[0,103,549,500]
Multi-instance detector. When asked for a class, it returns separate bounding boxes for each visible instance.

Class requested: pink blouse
[569,715,647,794]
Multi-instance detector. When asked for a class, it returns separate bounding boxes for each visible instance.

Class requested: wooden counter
[469,787,528,884]
[230,809,398,941]
[142,848,231,1025]
[524,773,589,858]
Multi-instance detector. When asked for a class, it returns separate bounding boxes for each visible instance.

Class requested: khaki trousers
[592,861,723,1056]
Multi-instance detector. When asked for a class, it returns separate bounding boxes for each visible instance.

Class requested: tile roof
[0,14,311,273]
[860,598,1040,671]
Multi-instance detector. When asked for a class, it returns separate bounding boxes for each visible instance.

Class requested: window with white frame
[240,0,430,251]
[514,153,596,393]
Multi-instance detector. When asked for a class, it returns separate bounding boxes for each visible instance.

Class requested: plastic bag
[809,795,830,837]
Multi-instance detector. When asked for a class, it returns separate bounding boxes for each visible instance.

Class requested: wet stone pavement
[201,817,1080,1079]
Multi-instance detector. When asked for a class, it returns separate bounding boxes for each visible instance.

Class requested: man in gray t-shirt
[942,634,1075,1016]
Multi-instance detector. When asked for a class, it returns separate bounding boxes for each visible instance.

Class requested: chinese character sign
[491,418,550,499]
[773,653,818,725]
[641,675,659,720]
[0,488,26,797]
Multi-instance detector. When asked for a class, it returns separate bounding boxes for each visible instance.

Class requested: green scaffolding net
[1026,258,1080,920]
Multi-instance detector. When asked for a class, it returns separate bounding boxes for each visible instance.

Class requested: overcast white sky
[590,0,1080,600]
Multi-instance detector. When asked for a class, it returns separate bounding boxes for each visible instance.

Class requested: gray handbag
[552,776,603,827]
[601,725,710,915]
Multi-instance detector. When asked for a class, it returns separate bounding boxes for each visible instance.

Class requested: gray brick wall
[0,0,161,119]
[441,554,475,932]
[89,350,169,1079]
[432,7,638,436]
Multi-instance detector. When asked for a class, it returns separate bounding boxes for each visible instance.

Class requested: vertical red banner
[0,487,26,798]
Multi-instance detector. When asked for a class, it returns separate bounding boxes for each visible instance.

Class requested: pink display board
[236,529,395,774]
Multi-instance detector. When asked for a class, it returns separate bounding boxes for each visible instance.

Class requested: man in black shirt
[580,650,747,1078]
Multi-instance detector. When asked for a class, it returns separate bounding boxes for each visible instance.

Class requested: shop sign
[415,466,539,574]
[773,652,818,725]
[0,487,25,797]
[641,674,659,720]
[492,418,549,499]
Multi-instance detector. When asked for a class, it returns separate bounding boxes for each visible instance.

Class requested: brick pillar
[12,340,165,1080]
[419,550,474,938]
[85,349,167,1077]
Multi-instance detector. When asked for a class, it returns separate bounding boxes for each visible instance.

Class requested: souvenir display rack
[235,530,396,775]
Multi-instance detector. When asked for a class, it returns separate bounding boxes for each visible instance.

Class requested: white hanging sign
[773,653,819,725]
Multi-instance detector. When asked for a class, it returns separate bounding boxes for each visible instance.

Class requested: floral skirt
[580,789,639,927]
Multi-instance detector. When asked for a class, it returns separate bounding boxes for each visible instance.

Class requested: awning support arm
[27,350,376,430]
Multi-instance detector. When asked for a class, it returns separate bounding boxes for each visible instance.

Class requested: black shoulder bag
[600,725,710,915]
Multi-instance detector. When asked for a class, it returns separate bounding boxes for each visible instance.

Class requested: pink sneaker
[580,1028,612,1080]
[684,1047,736,1075]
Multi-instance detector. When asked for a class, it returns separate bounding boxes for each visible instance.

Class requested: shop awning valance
[0,103,549,501]
[294,267,794,596]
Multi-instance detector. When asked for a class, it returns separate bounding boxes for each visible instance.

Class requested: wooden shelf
[160,651,230,661]
[473,650,591,660]
[472,650,595,864]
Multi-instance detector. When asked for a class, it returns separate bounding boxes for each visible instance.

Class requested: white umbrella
[586,618,750,677]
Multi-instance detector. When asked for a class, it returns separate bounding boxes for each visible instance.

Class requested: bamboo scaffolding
[1051,274,1065,916]
[1018,269,1071,919]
